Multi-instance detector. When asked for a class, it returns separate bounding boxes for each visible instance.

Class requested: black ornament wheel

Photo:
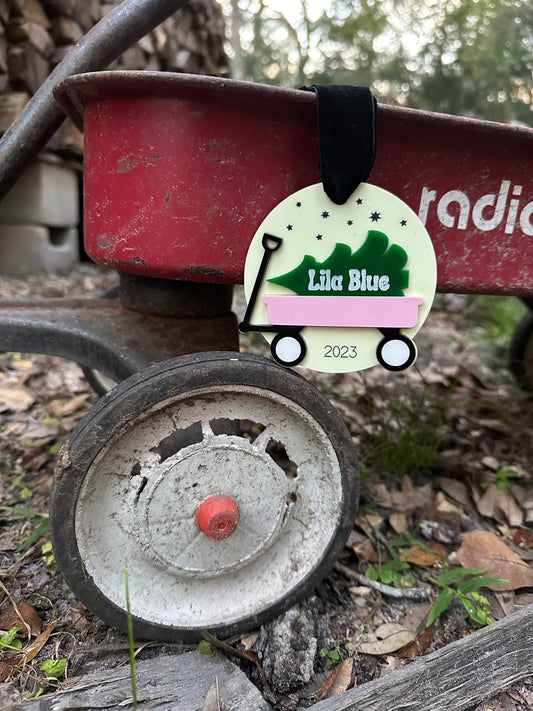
[376,333,417,371]
[270,331,307,367]
[50,351,359,641]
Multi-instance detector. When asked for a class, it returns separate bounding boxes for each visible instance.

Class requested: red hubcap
[196,495,240,540]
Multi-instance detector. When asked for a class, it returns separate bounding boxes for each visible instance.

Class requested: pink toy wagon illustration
[240,234,422,370]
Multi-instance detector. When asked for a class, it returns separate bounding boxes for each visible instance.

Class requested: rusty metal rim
[53,70,533,141]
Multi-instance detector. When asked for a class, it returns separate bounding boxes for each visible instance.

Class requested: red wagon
[0,0,532,642]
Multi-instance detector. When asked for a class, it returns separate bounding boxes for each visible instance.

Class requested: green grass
[460,295,528,343]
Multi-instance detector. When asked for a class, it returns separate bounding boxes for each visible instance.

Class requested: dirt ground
[0,263,532,709]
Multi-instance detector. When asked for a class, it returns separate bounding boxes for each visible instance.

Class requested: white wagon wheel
[50,351,359,641]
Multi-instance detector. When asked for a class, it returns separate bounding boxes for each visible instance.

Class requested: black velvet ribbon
[302,85,377,205]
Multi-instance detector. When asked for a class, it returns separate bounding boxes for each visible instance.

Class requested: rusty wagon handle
[0,0,190,202]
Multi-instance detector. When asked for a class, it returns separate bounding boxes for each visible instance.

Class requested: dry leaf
[240,632,259,650]
[50,394,89,417]
[389,512,408,535]
[348,585,372,597]
[514,529,533,550]
[401,541,447,567]
[0,599,42,636]
[456,530,533,590]
[352,538,376,563]
[0,657,20,682]
[359,623,416,655]
[21,445,51,473]
[0,385,34,413]
[476,483,523,527]
[436,477,473,510]
[397,624,434,659]
[21,621,57,663]
[434,491,463,515]
[367,476,433,513]
[317,658,354,701]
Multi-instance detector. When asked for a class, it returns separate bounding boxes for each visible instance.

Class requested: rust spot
[117,154,162,173]
[181,265,224,278]
[129,256,148,266]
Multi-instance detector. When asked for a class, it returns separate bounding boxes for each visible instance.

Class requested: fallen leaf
[436,477,474,510]
[240,632,259,650]
[367,476,433,513]
[359,623,416,655]
[476,483,523,527]
[21,621,57,663]
[397,624,434,659]
[514,529,533,550]
[434,491,463,515]
[352,538,376,563]
[401,541,447,567]
[402,603,434,632]
[481,456,500,471]
[49,394,89,417]
[0,599,42,636]
[0,657,20,682]
[389,512,408,535]
[0,385,34,413]
[456,530,533,590]
[348,585,372,597]
[20,446,51,473]
[317,658,354,700]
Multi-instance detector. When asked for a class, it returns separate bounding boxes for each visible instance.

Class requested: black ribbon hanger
[302,85,377,205]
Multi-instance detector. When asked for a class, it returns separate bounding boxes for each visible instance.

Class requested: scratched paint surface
[56,73,533,295]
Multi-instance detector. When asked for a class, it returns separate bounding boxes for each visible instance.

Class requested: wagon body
[53,71,533,297]
[261,295,424,329]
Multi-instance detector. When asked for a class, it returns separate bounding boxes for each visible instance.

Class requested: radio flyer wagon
[0,0,532,642]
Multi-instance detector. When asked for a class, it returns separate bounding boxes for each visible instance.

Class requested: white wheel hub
[136,436,288,577]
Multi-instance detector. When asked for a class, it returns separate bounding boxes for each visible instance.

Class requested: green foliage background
[221,0,533,125]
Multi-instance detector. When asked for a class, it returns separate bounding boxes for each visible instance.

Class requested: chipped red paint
[55,72,533,296]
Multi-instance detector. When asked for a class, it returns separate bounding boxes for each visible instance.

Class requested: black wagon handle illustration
[240,234,421,371]
[240,234,308,368]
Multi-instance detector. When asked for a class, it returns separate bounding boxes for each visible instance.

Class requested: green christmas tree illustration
[268,230,409,297]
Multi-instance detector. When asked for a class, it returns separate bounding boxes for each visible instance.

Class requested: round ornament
[241,183,437,373]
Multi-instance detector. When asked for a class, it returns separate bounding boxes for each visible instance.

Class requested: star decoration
[316,234,323,240]
[321,211,330,219]
[400,219,407,226]
[370,211,381,222]
[296,201,302,207]
[286,224,293,231]
[356,198,363,205]
[347,220,353,226]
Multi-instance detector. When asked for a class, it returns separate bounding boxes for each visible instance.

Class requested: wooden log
[71,0,101,32]
[23,650,273,710]
[6,0,51,28]
[41,0,76,17]
[0,0,10,25]
[50,16,83,46]
[0,32,7,74]
[6,19,55,58]
[0,90,29,133]
[7,42,50,93]
[312,603,533,711]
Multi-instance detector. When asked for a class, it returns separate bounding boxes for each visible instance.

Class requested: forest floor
[0,263,532,709]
